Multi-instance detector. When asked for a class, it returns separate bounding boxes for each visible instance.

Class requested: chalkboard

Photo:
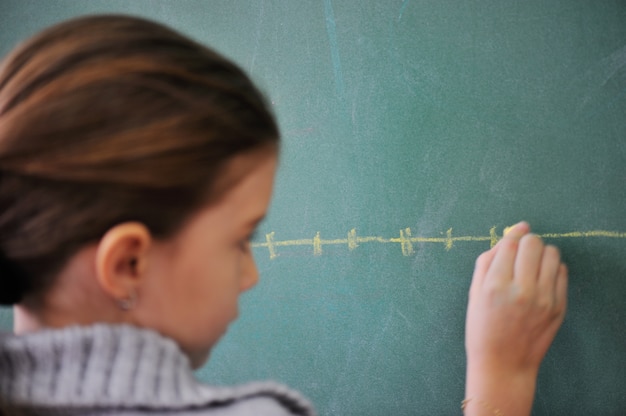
[1,1,625,414]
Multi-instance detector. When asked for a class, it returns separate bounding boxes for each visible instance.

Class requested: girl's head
[0,15,278,366]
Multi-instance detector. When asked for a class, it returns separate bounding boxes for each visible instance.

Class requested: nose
[240,249,259,292]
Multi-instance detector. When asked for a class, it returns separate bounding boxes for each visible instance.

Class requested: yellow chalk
[347,228,359,250]
[489,226,498,248]
[399,228,415,256]
[250,227,626,260]
[445,228,454,251]
[503,225,515,236]
[265,232,278,260]
[313,232,322,256]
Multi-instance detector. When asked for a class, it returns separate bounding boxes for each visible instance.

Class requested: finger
[501,221,531,242]
[554,263,568,316]
[513,234,544,291]
[485,222,530,286]
[542,264,568,344]
[470,246,498,295]
[537,245,561,301]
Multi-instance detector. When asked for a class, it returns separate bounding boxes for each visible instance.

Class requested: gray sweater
[0,324,315,415]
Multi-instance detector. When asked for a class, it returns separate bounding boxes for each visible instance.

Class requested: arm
[463,222,568,415]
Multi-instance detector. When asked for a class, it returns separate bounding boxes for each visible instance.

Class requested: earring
[117,290,137,311]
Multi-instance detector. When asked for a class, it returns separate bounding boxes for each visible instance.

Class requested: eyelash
[248,230,259,242]
[240,231,259,250]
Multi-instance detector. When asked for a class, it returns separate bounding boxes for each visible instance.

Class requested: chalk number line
[251,228,626,259]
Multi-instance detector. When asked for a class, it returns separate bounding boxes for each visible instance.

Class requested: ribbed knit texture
[0,324,315,415]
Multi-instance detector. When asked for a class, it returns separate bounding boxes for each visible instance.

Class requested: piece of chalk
[503,225,515,236]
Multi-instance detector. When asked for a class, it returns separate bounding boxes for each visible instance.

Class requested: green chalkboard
[1,1,625,414]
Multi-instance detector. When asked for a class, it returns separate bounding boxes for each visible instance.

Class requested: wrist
[464,363,537,416]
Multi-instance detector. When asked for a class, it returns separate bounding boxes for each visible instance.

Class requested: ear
[94,222,152,301]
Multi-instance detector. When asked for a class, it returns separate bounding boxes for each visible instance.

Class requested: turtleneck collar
[0,324,313,414]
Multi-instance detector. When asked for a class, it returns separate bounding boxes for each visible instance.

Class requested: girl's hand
[464,222,568,415]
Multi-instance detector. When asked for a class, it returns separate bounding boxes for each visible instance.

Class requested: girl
[0,15,567,415]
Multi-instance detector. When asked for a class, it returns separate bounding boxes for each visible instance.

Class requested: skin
[14,152,567,413]
[14,148,278,368]
[464,221,568,415]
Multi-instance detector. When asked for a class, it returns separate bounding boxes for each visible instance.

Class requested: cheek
[174,248,241,318]
[139,234,246,361]
[156,259,232,352]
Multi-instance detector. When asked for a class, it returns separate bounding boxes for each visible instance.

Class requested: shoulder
[52,384,314,416]
[109,394,308,416]
[185,381,315,416]
[0,326,315,416]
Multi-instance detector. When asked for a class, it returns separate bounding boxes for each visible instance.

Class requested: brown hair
[0,15,279,305]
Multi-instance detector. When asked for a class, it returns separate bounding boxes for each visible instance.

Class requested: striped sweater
[0,324,314,415]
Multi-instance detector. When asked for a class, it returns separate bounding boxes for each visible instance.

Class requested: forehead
[193,149,277,226]
[210,146,278,200]
[219,150,277,205]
